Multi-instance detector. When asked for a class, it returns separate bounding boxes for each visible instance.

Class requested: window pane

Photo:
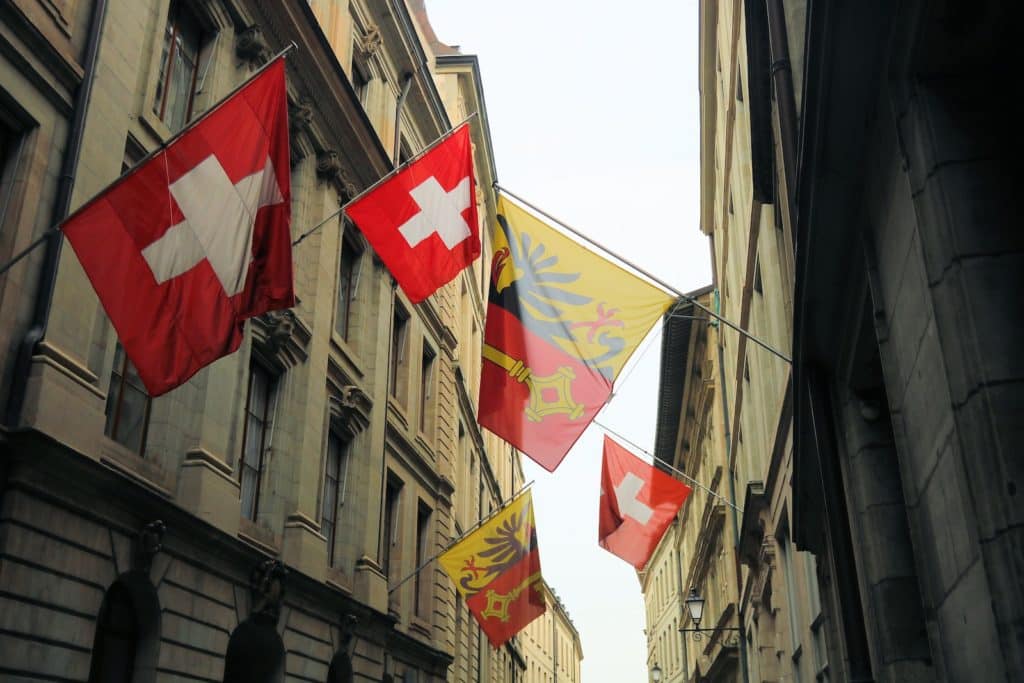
[240,467,257,519]
[115,385,149,453]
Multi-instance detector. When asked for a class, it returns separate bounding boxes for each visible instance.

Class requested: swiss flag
[345,123,480,303]
[598,435,691,570]
[63,58,293,396]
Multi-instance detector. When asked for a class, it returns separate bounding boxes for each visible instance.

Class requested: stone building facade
[0,1,572,681]
[788,1,1023,682]
[517,584,582,683]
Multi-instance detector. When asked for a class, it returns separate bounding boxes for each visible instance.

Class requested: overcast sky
[425,2,709,680]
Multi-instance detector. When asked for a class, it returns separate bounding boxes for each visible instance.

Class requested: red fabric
[478,305,611,471]
[345,124,480,303]
[465,548,546,647]
[598,435,692,569]
[63,59,292,396]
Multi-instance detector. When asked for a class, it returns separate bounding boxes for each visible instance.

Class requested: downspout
[5,0,109,426]
[715,291,750,683]
[765,0,799,210]
[674,544,689,682]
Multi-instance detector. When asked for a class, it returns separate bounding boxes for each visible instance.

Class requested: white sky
[425,2,710,680]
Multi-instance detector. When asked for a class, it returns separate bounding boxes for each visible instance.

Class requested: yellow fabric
[440,490,536,598]
[492,196,674,380]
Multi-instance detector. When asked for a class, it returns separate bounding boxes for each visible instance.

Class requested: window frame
[389,304,409,401]
[104,344,152,455]
[322,430,351,567]
[239,363,277,520]
[419,341,436,435]
[153,0,206,132]
[335,230,363,342]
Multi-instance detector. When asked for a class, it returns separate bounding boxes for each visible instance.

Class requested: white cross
[398,175,472,249]
[142,154,284,296]
[614,472,654,525]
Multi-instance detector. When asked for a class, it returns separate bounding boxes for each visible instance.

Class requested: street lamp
[679,587,740,645]
[684,587,705,628]
[651,663,663,682]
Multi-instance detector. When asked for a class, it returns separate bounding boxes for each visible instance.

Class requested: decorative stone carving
[250,559,288,620]
[330,385,372,434]
[316,150,343,182]
[360,25,382,57]
[289,98,314,137]
[339,168,358,201]
[132,520,166,573]
[254,309,311,368]
[236,25,270,66]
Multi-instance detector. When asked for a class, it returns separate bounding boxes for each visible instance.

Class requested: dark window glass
[389,307,408,400]
[240,364,275,520]
[88,583,138,683]
[414,503,431,616]
[104,344,151,454]
[335,238,361,340]
[419,343,435,434]
[382,478,402,577]
[154,1,204,131]
[322,432,350,566]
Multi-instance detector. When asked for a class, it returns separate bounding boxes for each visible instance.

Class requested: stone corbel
[330,385,372,435]
[316,150,343,183]
[360,25,382,57]
[236,25,270,66]
[250,559,288,620]
[253,309,312,368]
[132,520,167,573]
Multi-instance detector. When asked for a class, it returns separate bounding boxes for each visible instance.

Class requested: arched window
[223,616,285,683]
[88,574,161,683]
[327,651,354,683]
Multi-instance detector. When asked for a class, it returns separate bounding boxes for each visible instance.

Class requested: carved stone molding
[330,385,372,436]
[316,150,343,182]
[132,520,166,573]
[289,98,314,136]
[236,25,270,66]
[359,25,382,57]
[250,559,288,620]
[253,309,312,369]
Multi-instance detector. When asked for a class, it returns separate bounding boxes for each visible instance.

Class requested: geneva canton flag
[63,58,293,396]
[478,197,674,471]
[439,490,545,647]
[346,123,480,303]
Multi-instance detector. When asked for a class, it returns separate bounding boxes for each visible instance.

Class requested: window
[104,344,151,454]
[419,342,436,435]
[389,305,409,400]
[154,0,205,132]
[414,502,431,616]
[240,364,276,520]
[322,432,351,566]
[335,232,362,341]
[382,476,402,577]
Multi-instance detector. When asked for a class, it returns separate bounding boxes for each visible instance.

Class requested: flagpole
[291,111,480,247]
[386,480,535,595]
[596,420,743,514]
[493,184,792,364]
[0,43,299,278]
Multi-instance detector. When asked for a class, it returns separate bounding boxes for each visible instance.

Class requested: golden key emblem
[483,344,584,422]
[479,572,543,623]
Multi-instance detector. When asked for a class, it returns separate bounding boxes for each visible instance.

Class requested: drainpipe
[715,291,750,683]
[765,0,799,209]
[5,0,109,427]
[674,544,689,682]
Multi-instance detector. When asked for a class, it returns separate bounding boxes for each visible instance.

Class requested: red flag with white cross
[598,435,692,569]
[62,58,293,396]
[345,123,480,303]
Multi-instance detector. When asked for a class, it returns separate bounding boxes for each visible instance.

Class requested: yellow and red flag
[439,490,545,647]
[478,197,674,470]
